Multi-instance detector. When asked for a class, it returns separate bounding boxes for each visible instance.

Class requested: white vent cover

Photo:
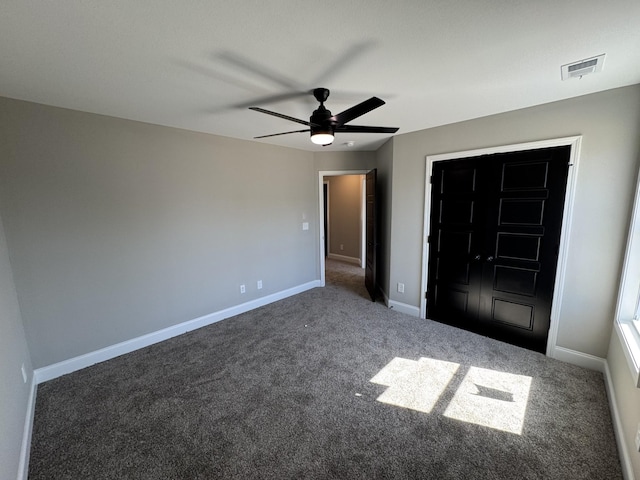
[561,54,606,80]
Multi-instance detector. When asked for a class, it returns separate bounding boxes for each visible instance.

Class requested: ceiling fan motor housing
[310,105,335,136]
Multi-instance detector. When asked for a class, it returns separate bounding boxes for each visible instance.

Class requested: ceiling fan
[249,88,399,146]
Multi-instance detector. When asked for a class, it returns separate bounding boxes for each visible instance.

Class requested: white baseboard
[17,376,37,480]
[603,360,636,480]
[388,300,420,317]
[34,280,321,384]
[551,346,607,372]
[327,253,362,265]
[553,348,634,479]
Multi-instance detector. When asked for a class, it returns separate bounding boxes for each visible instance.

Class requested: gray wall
[325,175,363,260]
[0,97,318,368]
[313,151,374,173]
[0,208,32,480]
[387,85,640,358]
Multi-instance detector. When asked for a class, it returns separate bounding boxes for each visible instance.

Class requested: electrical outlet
[340,244,344,251]
[257,280,263,290]
[21,364,27,383]
[398,282,405,293]
[240,284,246,294]
[635,423,640,452]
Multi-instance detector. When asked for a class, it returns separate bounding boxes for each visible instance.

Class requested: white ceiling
[1,1,639,152]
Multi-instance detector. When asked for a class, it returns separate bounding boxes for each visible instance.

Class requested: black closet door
[427,158,486,323]
[427,146,570,353]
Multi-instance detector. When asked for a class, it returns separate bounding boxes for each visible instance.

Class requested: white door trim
[318,170,369,286]
[361,176,366,268]
[420,136,582,357]
[323,180,330,267]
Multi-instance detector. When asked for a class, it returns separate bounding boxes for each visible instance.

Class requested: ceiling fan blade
[333,97,385,125]
[311,42,375,86]
[234,91,309,109]
[335,125,399,134]
[249,107,317,127]
[217,52,301,91]
[254,129,310,139]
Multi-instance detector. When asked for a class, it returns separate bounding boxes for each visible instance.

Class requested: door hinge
[425,291,428,300]
[430,175,433,184]
[427,235,431,244]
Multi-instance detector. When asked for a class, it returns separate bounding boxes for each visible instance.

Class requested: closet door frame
[420,136,582,357]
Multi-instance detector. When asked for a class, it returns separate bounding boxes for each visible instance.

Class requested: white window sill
[614,319,640,388]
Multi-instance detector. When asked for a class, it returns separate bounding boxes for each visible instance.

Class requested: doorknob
[486,256,494,262]
[473,254,482,261]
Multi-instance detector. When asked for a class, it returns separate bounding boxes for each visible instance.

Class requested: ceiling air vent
[561,54,606,80]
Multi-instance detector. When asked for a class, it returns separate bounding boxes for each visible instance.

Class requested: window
[614,169,640,388]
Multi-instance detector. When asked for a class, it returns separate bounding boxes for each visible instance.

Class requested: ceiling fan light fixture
[310,127,334,145]
[311,132,334,145]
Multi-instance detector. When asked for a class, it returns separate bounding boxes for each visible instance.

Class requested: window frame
[614,167,640,388]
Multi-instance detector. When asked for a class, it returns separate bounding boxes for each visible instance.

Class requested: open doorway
[324,175,365,264]
[318,170,368,287]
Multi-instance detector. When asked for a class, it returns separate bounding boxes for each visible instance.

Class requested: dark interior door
[426,146,571,352]
[365,169,377,302]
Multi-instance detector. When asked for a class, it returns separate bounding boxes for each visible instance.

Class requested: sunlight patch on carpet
[370,357,459,413]
[370,357,531,435]
[443,366,531,435]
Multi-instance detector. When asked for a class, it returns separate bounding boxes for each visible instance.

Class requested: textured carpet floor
[29,259,621,479]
